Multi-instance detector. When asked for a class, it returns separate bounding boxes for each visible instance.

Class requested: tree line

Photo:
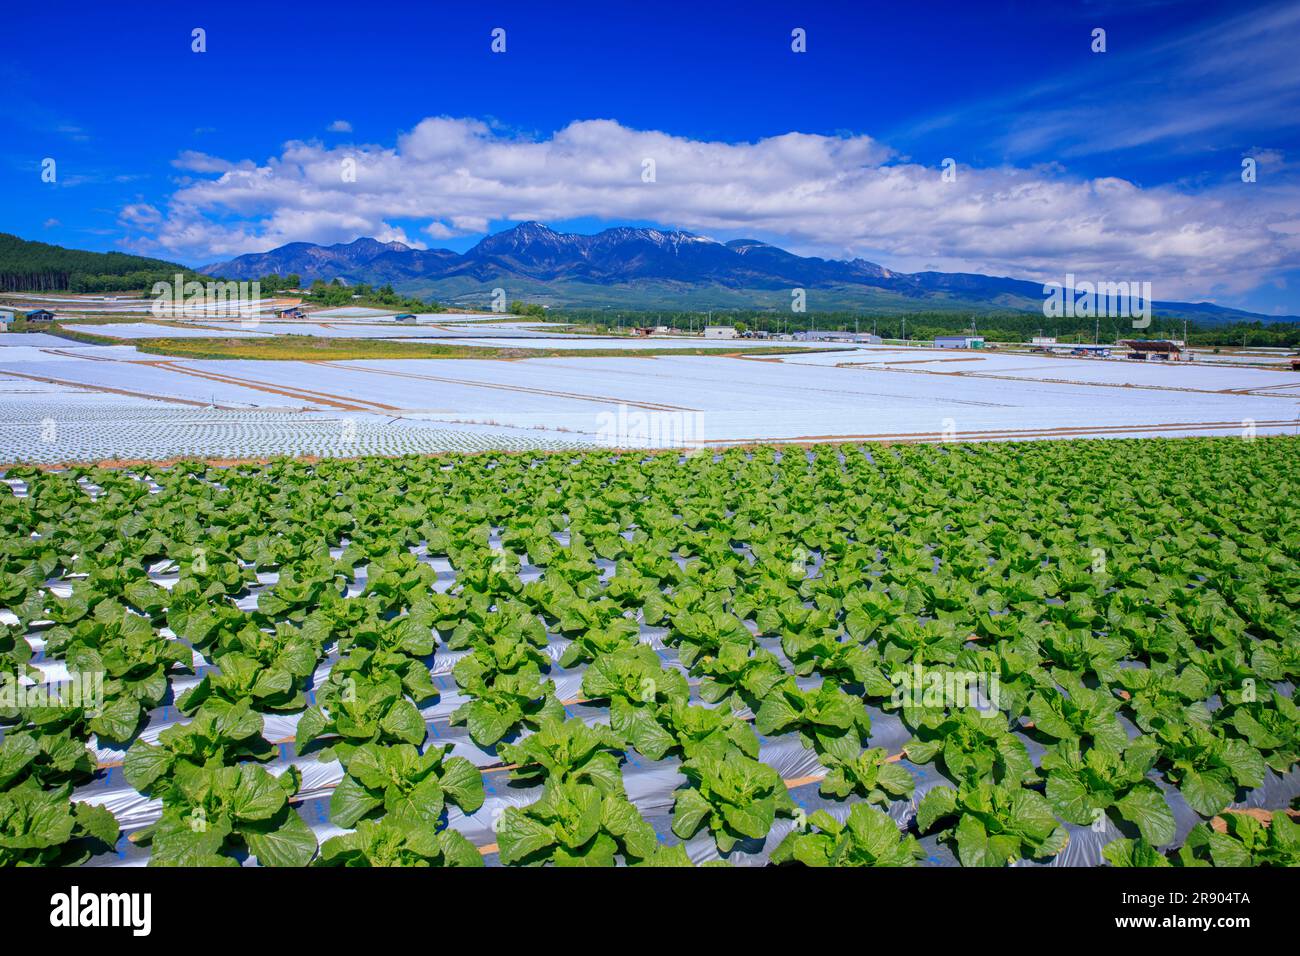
[0,233,193,293]
[545,308,1300,348]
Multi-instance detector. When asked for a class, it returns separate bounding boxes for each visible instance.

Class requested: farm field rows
[1,340,1298,465]
[1,438,1296,867]
[61,324,273,340]
[65,320,827,348]
[781,347,1300,390]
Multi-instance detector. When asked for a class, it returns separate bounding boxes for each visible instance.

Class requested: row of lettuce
[2,437,1297,866]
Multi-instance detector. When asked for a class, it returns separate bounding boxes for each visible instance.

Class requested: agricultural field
[1,437,1296,867]
[2,334,1298,468]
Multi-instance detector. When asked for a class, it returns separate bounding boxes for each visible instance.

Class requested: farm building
[1033,342,1112,357]
[394,313,417,323]
[703,326,738,339]
[794,330,882,344]
[1121,339,1184,361]
[934,335,985,349]
[24,309,55,323]
[276,307,305,319]
[0,308,14,330]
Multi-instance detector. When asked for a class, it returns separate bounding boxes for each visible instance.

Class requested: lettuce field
[1,437,1297,867]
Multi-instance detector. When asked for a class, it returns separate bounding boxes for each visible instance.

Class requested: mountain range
[202,222,1296,323]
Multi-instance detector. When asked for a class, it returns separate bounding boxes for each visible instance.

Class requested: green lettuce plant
[770,804,924,867]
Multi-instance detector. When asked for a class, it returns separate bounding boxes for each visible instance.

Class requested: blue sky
[3,0,1299,313]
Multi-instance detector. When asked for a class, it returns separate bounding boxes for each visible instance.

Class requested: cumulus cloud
[327,119,353,133]
[118,203,162,227]
[123,118,1300,299]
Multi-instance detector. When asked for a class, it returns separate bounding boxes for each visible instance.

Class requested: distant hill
[199,237,416,286]
[202,223,1299,324]
[0,233,191,293]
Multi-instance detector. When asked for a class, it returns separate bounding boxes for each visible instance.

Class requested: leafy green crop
[755,679,872,753]
[136,762,317,866]
[43,599,193,742]
[296,673,428,762]
[917,780,1069,867]
[905,708,1036,786]
[0,721,96,791]
[1101,837,1173,867]
[1041,738,1175,846]
[2,436,1296,867]
[817,747,915,804]
[318,817,483,867]
[1153,721,1265,817]
[672,751,798,853]
[581,645,689,759]
[497,718,627,794]
[497,780,660,866]
[1175,812,1300,867]
[770,804,924,867]
[124,699,277,796]
[0,781,118,866]
[330,741,483,830]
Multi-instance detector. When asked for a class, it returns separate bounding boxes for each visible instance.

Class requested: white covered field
[0,335,1297,463]
[62,323,273,339]
[74,319,818,347]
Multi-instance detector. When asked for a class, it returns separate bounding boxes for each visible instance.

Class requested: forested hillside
[0,233,198,293]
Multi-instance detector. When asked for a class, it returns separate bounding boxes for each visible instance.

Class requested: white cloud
[327,119,353,133]
[171,150,240,174]
[118,203,162,227]
[123,118,1300,299]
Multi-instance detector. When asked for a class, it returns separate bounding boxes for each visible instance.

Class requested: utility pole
[902,315,906,344]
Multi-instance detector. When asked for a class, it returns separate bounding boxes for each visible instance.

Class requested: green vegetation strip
[1,437,1296,867]
[120,336,817,360]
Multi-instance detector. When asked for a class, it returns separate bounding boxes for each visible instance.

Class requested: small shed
[934,335,984,349]
[703,326,738,339]
[394,313,417,323]
[25,309,56,322]
[275,307,305,319]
